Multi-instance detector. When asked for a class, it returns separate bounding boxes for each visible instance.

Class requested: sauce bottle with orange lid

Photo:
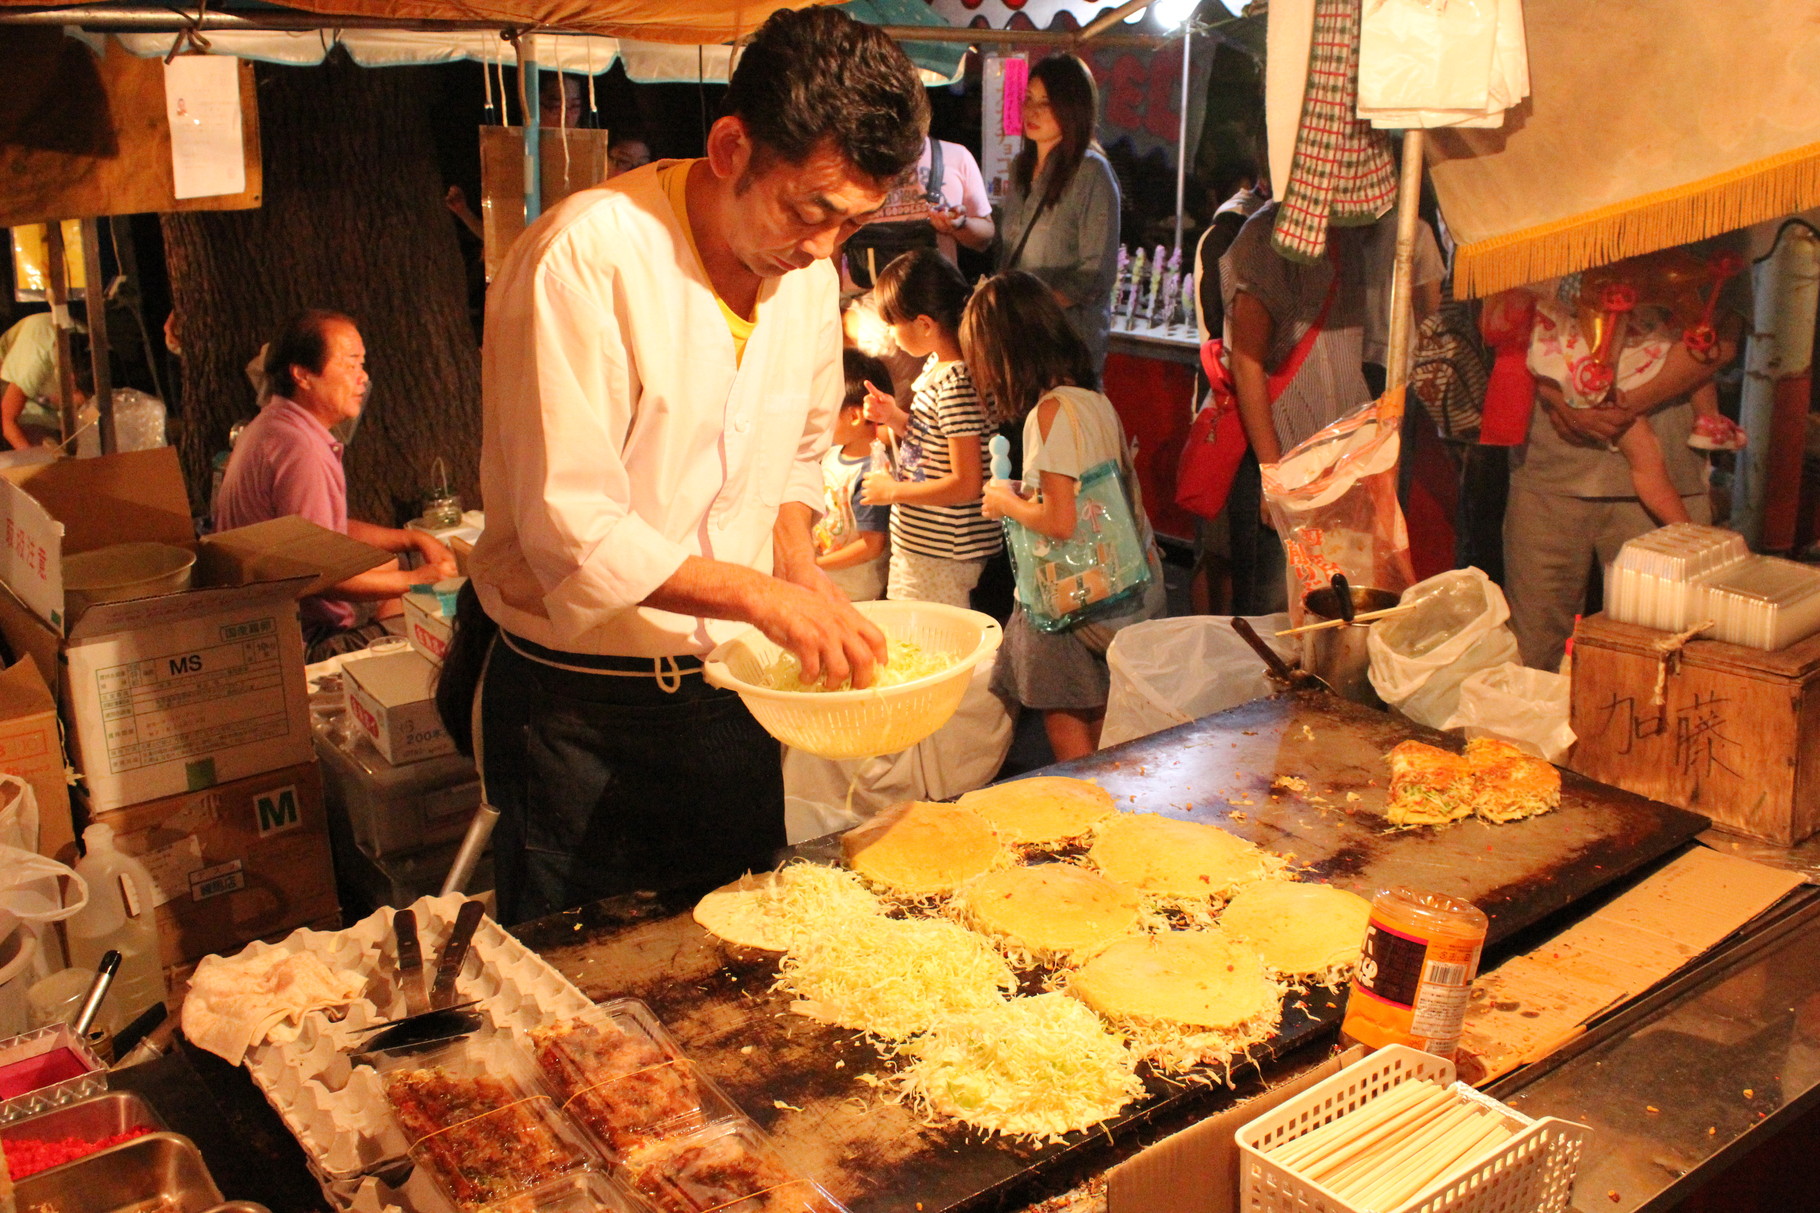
[1340,887,1488,1058]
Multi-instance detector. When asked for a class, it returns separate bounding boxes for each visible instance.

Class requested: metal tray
[10,1130,225,1213]
[0,1090,168,1176]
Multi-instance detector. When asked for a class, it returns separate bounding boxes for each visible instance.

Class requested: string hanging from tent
[585,39,598,125]
[483,34,495,119]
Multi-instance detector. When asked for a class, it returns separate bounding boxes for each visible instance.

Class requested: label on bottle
[1355,919,1429,1009]
[119,871,142,919]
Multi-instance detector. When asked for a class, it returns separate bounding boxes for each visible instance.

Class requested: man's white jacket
[469,162,841,658]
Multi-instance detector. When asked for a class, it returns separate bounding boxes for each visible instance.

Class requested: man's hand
[407,530,460,582]
[1538,383,1629,447]
[751,579,886,689]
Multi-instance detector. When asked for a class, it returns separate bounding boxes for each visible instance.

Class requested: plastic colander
[702,600,1002,761]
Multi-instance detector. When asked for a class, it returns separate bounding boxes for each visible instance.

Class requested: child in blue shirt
[815,350,894,601]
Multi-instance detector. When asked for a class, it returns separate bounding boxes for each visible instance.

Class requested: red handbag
[1175,273,1340,519]
[1175,340,1247,518]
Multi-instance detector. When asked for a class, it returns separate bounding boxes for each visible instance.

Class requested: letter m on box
[255,785,301,836]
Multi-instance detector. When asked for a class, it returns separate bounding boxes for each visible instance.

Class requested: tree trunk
[162,51,479,527]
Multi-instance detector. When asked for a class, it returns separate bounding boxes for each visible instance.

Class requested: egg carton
[236,894,598,1211]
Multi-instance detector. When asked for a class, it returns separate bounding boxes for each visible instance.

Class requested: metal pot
[1300,586,1401,708]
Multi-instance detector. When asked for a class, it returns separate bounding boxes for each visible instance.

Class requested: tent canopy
[5,0,968,75]
[1425,0,1820,297]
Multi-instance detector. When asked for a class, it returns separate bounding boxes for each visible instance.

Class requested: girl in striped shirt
[861,250,1003,607]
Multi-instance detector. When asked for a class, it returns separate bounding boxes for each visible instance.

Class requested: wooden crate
[1569,614,1820,846]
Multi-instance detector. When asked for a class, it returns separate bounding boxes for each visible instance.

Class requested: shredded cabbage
[698,862,886,951]
[760,637,953,692]
[775,916,1017,1043]
[896,993,1145,1143]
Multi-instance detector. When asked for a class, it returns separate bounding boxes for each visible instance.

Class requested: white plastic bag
[75,389,168,458]
[1101,614,1294,748]
[1263,396,1416,627]
[0,772,39,855]
[1368,567,1519,728]
[0,844,87,926]
[1441,662,1576,763]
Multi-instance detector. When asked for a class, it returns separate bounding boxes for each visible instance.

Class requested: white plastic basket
[1236,1045,1586,1213]
[702,600,1002,761]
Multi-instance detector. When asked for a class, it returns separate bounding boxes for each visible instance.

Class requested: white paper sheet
[164,55,246,200]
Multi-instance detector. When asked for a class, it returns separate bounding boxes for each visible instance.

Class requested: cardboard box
[344,649,454,765]
[401,589,452,666]
[0,657,74,859]
[0,448,387,812]
[1570,613,1820,845]
[86,762,338,968]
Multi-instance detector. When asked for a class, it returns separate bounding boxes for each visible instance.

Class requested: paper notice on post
[164,56,246,200]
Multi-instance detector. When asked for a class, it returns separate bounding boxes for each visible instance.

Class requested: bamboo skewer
[1359,1114,1512,1211]
[1372,1121,1514,1211]
[1270,1080,1433,1166]
[1315,1100,1471,1192]
[1274,603,1419,637]
[1300,1089,1458,1183]
[1346,1107,1492,1208]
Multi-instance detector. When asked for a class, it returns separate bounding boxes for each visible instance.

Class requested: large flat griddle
[516,691,1706,1213]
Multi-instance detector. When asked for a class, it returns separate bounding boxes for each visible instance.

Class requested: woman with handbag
[996,54,1122,376]
[968,272,1166,761]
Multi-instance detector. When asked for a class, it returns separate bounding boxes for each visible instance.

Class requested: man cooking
[462,7,929,924]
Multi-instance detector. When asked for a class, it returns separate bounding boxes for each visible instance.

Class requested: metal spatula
[352,901,486,1054]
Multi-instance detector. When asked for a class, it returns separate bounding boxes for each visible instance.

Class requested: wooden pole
[43,223,81,447]
[1384,128,1426,394]
[81,218,115,455]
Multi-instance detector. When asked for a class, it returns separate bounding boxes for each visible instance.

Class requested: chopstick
[1264,1081,1518,1211]
[1275,603,1417,637]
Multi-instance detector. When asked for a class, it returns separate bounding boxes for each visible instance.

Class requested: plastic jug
[64,823,167,1023]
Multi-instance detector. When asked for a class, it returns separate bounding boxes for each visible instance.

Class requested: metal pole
[1384,128,1426,393]
[81,218,115,455]
[516,36,542,226]
[1172,25,1192,256]
[43,224,81,446]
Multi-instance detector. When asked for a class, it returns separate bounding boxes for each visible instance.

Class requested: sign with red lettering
[0,477,65,632]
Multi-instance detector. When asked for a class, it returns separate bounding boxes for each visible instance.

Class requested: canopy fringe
[1452,140,1820,297]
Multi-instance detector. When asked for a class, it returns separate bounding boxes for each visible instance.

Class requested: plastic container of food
[369,1034,595,1211]
[703,600,1002,761]
[530,1001,741,1160]
[476,1168,646,1213]
[9,1130,223,1213]
[622,1121,845,1213]
[0,1022,109,1124]
[0,1090,166,1178]
[1695,555,1820,650]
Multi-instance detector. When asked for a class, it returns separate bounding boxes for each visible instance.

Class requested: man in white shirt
[461,7,929,923]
